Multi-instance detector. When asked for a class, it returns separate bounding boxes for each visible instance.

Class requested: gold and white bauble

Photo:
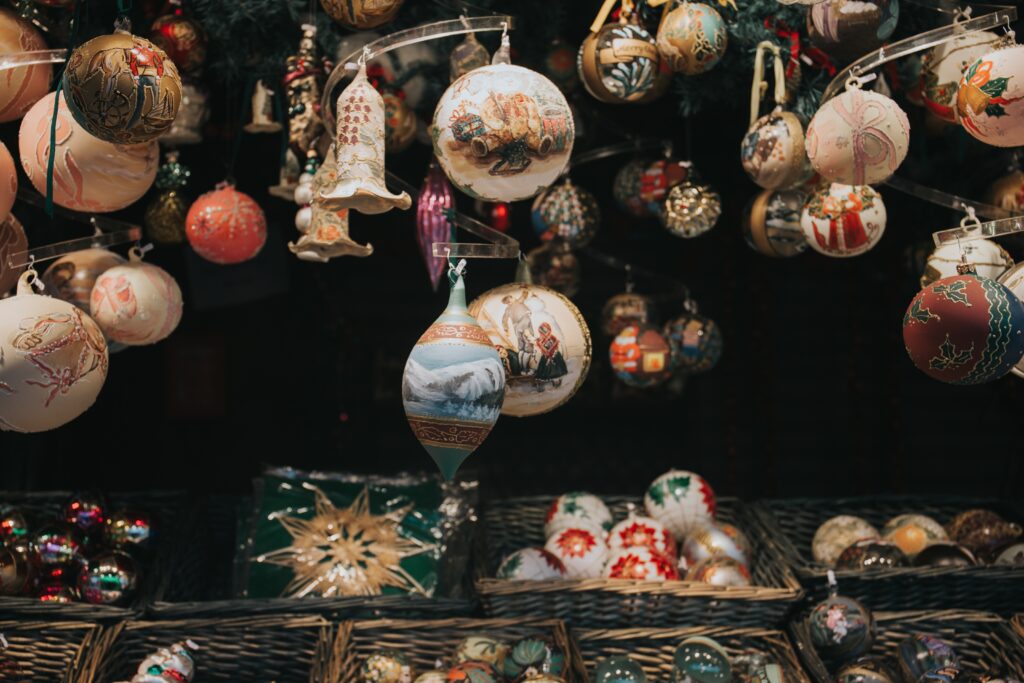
[660,183,722,239]
[920,239,1013,288]
[812,515,880,566]
[89,249,183,346]
[544,491,612,539]
[742,189,808,258]
[682,522,752,567]
[495,547,566,581]
[921,30,1003,123]
[881,514,948,557]
[543,526,608,579]
[801,183,886,258]
[958,44,1024,147]
[607,513,677,558]
[655,2,728,76]
[644,469,716,541]
[741,111,812,191]
[431,63,573,203]
[686,556,752,587]
[0,8,52,123]
[468,282,591,417]
[41,248,126,312]
[578,21,662,104]
[454,636,509,666]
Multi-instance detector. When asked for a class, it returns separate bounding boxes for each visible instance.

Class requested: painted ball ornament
[958,45,1024,147]
[362,650,415,683]
[813,515,880,566]
[898,635,959,683]
[19,92,159,213]
[544,527,608,579]
[90,250,182,346]
[321,0,404,29]
[686,556,752,586]
[602,293,657,337]
[660,183,721,238]
[496,547,566,581]
[921,31,1002,123]
[446,661,497,683]
[431,63,573,203]
[663,310,723,374]
[945,509,1022,557]
[415,674,447,683]
[77,550,138,605]
[807,0,899,64]
[613,159,653,217]
[902,270,1024,385]
[0,8,52,123]
[531,179,600,248]
[595,655,648,683]
[683,522,752,566]
[502,637,564,681]
[579,21,661,104]
[912,542,976,568]
[645,469,716,540]
[998,262,1024,378]
[639,158,699,216]
[0,271,109,433]
[604,546,679,581]
[837,657,899,683]
[544,492,612,538]
[186,183,268,264]
[741,111,812,190]
[610,324,673,388]
[454,636,509,667]
[0,141,16,223]
[526,242,581,299]
[802,184,886,258]
[41,248,126,313]
[806,88,909,185]
[921,239,1013,288]
[808,594,875,663]
[994,542,1024,566]
[673,637,732,683]
[0,214,28,296]
[881,514,948,557]
[986,169,1024,213]
[607,514,677,558]
[149,11,207,75]
[743,189,808,258]
[656,3,728,75]
[835,539,909,570]
[62,30,182,144]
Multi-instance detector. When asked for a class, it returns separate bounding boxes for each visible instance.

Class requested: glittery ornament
[544,527,608,579]
[958,45,1024,147]
[149,8,207,75]
[403,273,504,479]
[160,80,209,145]
[90,249,183,346]
[807,0,899,64]
[526,242,580,298]
[450,32,490,82]
[806,87,909,185]
[743,189,808,258]
[921,239,1012,288]
[186,183,267,265]
[660,183,721,238]
[41,248,125,313]
[601,293,656,337]
[686,556,752,586]
[63,30,182,144]
[741,111,812,190]
[0,506,28,545]
[0,214,27,296]
[639,158,698,216]
[531,179,600,248]
[106,508,153,549]
[801,184,886,258]
[809,594,875,663]
[579,21,661,104]
[417,161,453,291]
[664,308,723,374]
[384,90,417,154]
[881,514,947,557]
[644,469,716,540]
[903,271,1024,384]
[292,145,374,262]
[595,655,648,683]
[78,550,139,605]
[610,324,672,388]
[362,650,416,683]
[813,516,880,566]
[321,0,403,29]
[0,271,109,432]
[544,492,613,538]
[496,547,566,580]
[30,523,83,569]
[656,3,728,75]
[946,508,1022,557]
[674,637,732,683]
[285,24,330,159]
[683,522,751,566]
[0,8,51,123]
[835,539,908,570]
[604,546,679,580]
[921,30,1002,123]
[63,491,106,533]
[19,92,159,213]
[613,159,652,217]
[0,141,16,223]
[607,513,677,558]
[145,152,191,244]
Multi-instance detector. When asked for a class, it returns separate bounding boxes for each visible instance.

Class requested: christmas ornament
[336,33,437,111]
[244,79,283,133]
[595,656,648,683]
[149,6,207,75]
[0,545,30,596]
[812,516,880,566]
[125,641,199,683]
[613,158,652,217]
[384,90,417,154]
[29,523,83,569]
[686,556,752,586]
[526,242,580,298]
[160,79,208,145]
[602,292,657,337]
[145,152,191,244]
[610,324,672,388]
[881,514,948,557]
[912,542,976,568]
[809,594,875,663]
[545,492,613,538]
[898,635,959,683]
[431,57,573,203]
[362,650,416,683]
[90,248,183,346]
[417,160,453,291]
[0,214,27,296]
[446,661,497,683]
[415,673,446,683]
[0,7,51,123]
[186,182,267,265]
[63,491,106,533]
[639,157,698,216]
[0,506,27,545]
[958,45,1024,147]
[543,38,579,92]
[106,508,153,549]
[0,271,109,432]
[321,63,410,214]
[454,637,509,667]
[644,469,716,540]
[682,522,751,566]
[604,546,679,581]
[19,92,159,213]
[579,19,661,104]
[321,0,403,29]
[402,270,505,480]
[37,581,78,602]
[451,32,491,82]
[255,486,435,597]
[993,542,1024,566]
[285,24,330,160]
[63,29,182,144]
[0,142,15,223]
[41,248,125,313]
[501,637,564,681]
[743,189,808,258]
[999,262,1024,377]
[475,199,511,233]
[674,637,731,683]
[903,270,1024,385]
[801,184,886,258]
[660,183,721,238]
[921,239,1012,288]
[292,145,374,262]
[921,30,1002,123]
[986,169,1024,213]
[531,178,600,248]
[807,0,899,64]
[469,282,592,417]
[496,547,566,580]
[656,2,728,75]
[836,658,899,683]
[78,550,138,605]
[835,539,909,570]
[945,509,1022,557]
[663,306,723,374]
[742,112,812,190]
[806,86,909,185]
[607,513,677,558]
[544,527,608,579]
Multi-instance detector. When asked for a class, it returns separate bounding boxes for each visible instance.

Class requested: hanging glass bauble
[921,30,1002,123]
[809,594,875,664]
[742,189,808,258]
[655,2,728,75]
[402,272,505,479]
[416,160,453,291]
[661,183,721,238]
[920,239,1012,288]
[41,248,126,312]
[145,152,191,244]
[613,158,653,217]
[149,8,207,75]
[578,21,661,104]
[640,158,698,216]
[673,637,732,683]
[958,44,1024,147]
[741,111,813,190]
[595,656,648,683]
[807,0,899,64]
[609,324,672,388]
[0,214,27,296]
[602,292,656,337]
[543,38,580,92]
[813,515,880,566]
[160,79,209,145]
[663,309,723,374]
[89,249,182,346]
[526,242,581,298]
[320,0,403,29]
[801,184,886,258]
[531,178,600,248]
[0,142,15,223]
[186,183,267,265]
[450,32,490,82]
[468,282,592,417]
[0,8,51,123]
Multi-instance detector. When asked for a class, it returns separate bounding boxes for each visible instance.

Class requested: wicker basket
[334,618,579,682]
[476,496,803,627]
[790,610,1024,683]
[77,615,339,683]
[755,496,1024,612]
[1013,613,1023,640]
[571,625,813,683]
[0,620,101,683]
[0,491,193,619]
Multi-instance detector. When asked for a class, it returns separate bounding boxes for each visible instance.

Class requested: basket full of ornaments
[476,470,803,628]
[754,496,1024,613]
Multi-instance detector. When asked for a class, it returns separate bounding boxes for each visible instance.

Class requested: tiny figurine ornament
[595,655,648,683]
[186,183,268,265]
[496,547,566,580]
[285,24,330,160]
[90,249,182,346]
[78,550,139,605]
[645,469,716,540]
[531,179,601,248]
[921,240,1013,288]
[897,635,959,683]
[362,650,416,683]
[579,18,663,104]
[610,324,673,388]
[743,189,808,258]
[812,516,880,566]
[544,492,613,538]
[0,214,28,296]
[835,539,909,570]
[544,526,608,579]
[881,514,948,557]
[801,184,887,258]
[0,8,51,123]
[244,80,283,133]
[921,31,1003,123]
[604,546,679,581]
[656,2,728,75]
[807,0,899,64]
[674,637,732,683]
[741,111,812,191]
[958,44,1024,147]
[809,593,875,664]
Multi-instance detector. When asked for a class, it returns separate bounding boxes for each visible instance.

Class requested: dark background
[1,1,1021,501]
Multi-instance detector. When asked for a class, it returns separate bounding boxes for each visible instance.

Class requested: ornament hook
[827,569,839,596]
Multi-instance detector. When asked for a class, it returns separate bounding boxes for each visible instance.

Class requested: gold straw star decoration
[255,484,437,598]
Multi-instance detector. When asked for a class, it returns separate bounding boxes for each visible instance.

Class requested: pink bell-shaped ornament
[416,160,453,290]
[402,266,505,479]
[318,62,411,214]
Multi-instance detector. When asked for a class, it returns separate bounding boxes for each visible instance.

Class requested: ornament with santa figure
[604,546,679,581]
[609,324,672,388]
[801,184,886,258]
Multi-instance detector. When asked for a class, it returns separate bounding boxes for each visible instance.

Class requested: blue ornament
[595,655,648,683]
[897,635,959,683]
[673,636,731,683]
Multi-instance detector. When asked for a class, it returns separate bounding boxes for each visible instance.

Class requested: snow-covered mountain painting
[402,355,505,423]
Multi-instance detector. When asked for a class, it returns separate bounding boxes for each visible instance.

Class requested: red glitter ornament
[149,8,207,75]
[186,183,267,265]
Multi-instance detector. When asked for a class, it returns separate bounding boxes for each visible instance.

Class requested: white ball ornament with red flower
[644,470,716,541]
[603,546,679,581]
[496,547,566,581]
[607,512,677,558]
[544,492,612,539]
[89,248,182,346]
[544,527,608,579]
